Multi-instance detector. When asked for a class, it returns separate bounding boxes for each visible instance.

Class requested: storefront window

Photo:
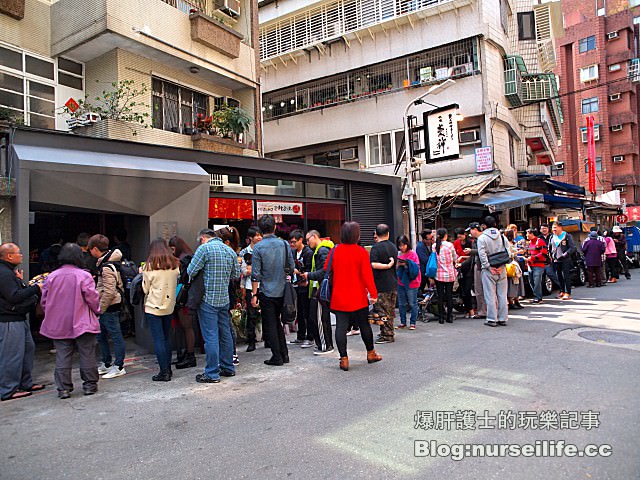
[307,202,346,244]
[255,178,304,196]
[208,198,255,247]
[210,174,255,194]
[256,200,304,239]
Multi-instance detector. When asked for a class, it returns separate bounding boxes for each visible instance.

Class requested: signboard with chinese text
[587,115,597,194]
[256,201,303,216]
[475,146,493,173]
[424,104,460,162]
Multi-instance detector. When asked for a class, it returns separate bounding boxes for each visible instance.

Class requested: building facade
[258,0,562,228]
[555,0,640,207]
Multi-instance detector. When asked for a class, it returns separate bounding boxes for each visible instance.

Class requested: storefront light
[290,99,295,105]
[280,101,285,107]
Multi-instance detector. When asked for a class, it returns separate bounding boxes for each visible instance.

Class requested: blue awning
[545,179,585,195]
[468,189,544,212]
[543,194,583,209]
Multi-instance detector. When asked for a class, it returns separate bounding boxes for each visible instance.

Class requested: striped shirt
[433,241,458,282]
[187,237,240,307]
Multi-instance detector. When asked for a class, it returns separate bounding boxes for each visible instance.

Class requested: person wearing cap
[550,222,576,300]
[466,222,486,319]
[612,226,631,280]
[582,231,606,288]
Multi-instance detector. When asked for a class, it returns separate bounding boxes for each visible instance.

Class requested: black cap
[466,222,481,232]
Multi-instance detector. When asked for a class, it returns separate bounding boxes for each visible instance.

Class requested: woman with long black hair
[169,236,196,369]
[434,228,458,324]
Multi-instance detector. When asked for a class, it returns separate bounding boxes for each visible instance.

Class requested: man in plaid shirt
[187,228,240,383]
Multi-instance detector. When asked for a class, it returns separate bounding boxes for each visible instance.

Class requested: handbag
[487,236,512,267]
[425,251,437,278]
[281,241,297,324]
[319,246,336,304]
[505,261,517,278]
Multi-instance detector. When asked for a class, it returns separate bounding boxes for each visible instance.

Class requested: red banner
[208,198,254,220]
[586,115,596,194]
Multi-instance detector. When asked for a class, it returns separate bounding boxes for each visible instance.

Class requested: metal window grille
[152,77,210,133]
[628,58,640,82]
[259,0,455,61]
[262,37,479,121]
[160,0,206,14]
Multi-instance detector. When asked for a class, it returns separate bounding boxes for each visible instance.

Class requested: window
[631,0,640,7]
[255,178,304,196]
[151,77,209,134]
[609,63,621,72]
[635,16,640,25]
[611,124,623,131]
[313,151,341,168]
[581,97,599,114]
[581,125,601,142]
[551,162,564,176]
[609,93,621,101]
[579,36,596,53]
[517,12,536,40]
[367,132,393,166]
[596,0,606,15]
[613,155,624,162]
[57,58,83,90]
[499,0,509,34]
[580,65,599,82]
[584,157,603,172]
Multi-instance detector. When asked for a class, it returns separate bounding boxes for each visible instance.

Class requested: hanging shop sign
[257,201,303,216]
[475,146,493,173]
[424,104,460,162]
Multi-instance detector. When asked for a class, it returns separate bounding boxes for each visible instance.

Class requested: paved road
[2,277,640,480]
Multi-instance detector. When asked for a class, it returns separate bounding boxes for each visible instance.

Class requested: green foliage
[0,106,23,124]
[62,79,150,128]
[211,105,252,140]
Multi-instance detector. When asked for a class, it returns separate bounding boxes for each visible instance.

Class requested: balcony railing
[259,0,458,61]
[629,58,640,82]
[263,37,479,121]
[504,56,526,107]
[161,0,206,14]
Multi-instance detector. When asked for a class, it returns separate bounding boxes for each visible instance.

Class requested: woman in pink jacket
[396,235,421,330]
[40,243,101,399]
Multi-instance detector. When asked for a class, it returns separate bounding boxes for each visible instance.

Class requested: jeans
[554,261,572,295]
[198,302,235,379]
[397,284,418,326]
[98,311,125,368]
[481,268,508,323]
[529,266,545,301]
[545,263,560,289]
[146,313,173,374]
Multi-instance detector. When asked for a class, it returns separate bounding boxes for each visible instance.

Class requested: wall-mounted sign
[424,104,460,162]
[475,146,493,173]
[257,201,303,216]
[157,222,178,243]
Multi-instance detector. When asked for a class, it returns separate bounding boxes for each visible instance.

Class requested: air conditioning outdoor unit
[611,124,623,132]
[607,31,620,39]
[340,147,357,161]
[215,0,240,18]
[609,93,621,101]
[613,155,624,163]
[448,63,473,77]
[615,186,626,193]
[459,128,481,144]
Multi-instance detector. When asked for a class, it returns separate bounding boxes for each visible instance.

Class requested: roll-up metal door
[349,182,391,243]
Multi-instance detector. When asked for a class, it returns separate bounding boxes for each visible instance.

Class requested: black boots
[246,342,256,352]
[446,308,453,323]
[173,348,186,366]
[152,369,172,381]
[175,352,196,370]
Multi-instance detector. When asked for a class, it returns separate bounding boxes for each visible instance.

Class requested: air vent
[613,155,624,163]
[609,93,621,101]
[607,31,620,40]
[611,124,623,132]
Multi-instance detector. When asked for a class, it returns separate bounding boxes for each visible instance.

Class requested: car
[523,250,587,296]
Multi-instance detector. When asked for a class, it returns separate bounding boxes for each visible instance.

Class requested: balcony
[259,0,472,63]
[50,0,256,89]
[629,59,640,82]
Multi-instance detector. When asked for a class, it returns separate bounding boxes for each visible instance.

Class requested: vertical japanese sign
[424,104,460,162]
[587,115,596,194]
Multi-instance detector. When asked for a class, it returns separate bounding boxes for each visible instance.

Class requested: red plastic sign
[65,98,79,113]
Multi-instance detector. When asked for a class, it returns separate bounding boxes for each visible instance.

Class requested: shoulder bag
[319,246,336,305]
[487,236,512,267]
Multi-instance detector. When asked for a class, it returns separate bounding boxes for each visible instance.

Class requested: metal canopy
[468,189,544,213]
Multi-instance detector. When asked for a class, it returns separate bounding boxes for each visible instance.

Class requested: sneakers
[562,294,572,300]
[196,373,220,383]
[300,340,314,348]
[374,336,393,344]
[102,365,126,379]
[313,347,335,355]
[395,324,406,329]
[288,339,304,345]
[97,362,111,375]
[346,329,360,336]
[532,299,543,304]
[233,355,240,366]
[409,325,416,330]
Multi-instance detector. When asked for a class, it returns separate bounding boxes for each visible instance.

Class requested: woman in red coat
[325,221,382,371]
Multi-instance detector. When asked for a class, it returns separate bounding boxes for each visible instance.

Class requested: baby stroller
[417,287,439,322]
[368,302,390,325]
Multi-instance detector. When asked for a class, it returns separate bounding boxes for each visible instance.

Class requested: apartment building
[259,0,562,228]
[555,0,640,207]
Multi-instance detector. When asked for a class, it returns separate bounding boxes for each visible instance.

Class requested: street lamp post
[403,79,456,249]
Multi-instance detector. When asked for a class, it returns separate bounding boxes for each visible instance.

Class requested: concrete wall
[0,0,51,55]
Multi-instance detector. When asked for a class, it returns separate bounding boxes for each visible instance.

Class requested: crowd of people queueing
[0,214,631,401]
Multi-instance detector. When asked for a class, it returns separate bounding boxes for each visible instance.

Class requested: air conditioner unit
[613,155,624,163]
[340,147,357,161]
[609,93,621,101]
[215,0,240,18]
[209,174,224,187]
[580,65,598,82]
[615,186,626,192]
[611,124,623,132]
[607,31,620,39]
[597,7,605,16]
[459,128,481,144]
[448,63,473,77]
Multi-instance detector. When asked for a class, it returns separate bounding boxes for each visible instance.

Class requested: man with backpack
[88,234,127,379]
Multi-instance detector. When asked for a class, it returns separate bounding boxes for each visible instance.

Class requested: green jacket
[308,239,334,297]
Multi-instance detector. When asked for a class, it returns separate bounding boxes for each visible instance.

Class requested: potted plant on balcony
[192,105,252,154]
[61,80,150,137]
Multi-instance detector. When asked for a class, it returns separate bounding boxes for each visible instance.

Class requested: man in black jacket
[301,230,334,355]
[0,243,45,401]
[289,230,314,347]
[550,222,577,300]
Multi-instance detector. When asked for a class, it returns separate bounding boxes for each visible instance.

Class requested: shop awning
[543,194,583,209]
[468,189,543,212]
[415,171,500,201]
[544,179,585,195]
[12,144,209,216]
